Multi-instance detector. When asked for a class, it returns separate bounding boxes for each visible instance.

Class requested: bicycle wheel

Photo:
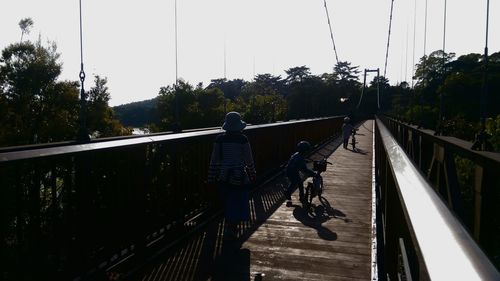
[317,177,324,197]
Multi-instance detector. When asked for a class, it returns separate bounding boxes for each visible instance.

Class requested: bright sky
[1,0,499,106]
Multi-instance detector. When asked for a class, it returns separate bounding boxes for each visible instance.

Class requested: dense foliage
[391,50,500,151]
[148,62,363,132]
[0,39,130,147]
[113,97,159,127]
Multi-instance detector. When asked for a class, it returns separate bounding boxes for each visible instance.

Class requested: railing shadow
[124,138,342,281]
[124,174,293,280]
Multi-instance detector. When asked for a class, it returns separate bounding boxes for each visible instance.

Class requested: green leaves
[0,41,78,146]
[0,39,131,146]
[86,75,131,137]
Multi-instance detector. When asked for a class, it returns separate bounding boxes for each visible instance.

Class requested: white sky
[1,0,499,106]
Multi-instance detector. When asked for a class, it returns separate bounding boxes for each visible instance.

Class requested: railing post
[474,165,484,240]
[474,164,498,259]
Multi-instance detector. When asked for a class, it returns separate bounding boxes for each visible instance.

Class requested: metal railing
[380,116,500,267]
[0,117,343,280]
[375,117,500,280]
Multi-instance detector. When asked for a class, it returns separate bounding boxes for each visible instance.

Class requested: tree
[156,79,199,131]
[113,98,159,127]
[19,18,34,42]
[285,66,311,84]
[156,85,176,131]
[251,74,284,97]
[0,37,131,146]
[334,61,360,82]
[0,40,80,145]
[333,61,361,111]
[194,87,226,126]
[86,75,131,137]
[207,78,246,101]
[413,50,455,87]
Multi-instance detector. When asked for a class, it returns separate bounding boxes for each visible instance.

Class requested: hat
[222,111,246,131]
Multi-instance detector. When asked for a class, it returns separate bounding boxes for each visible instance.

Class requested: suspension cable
[78,0,89,141]
[323,0,339,65]
[439,0,448,121]
[423,0,428,57]
[480,0,490,123]
[443,0,447,57]
[383,0,395,78]
[411,0,417,88]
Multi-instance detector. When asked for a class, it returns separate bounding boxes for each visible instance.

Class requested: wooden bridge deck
[127,120,374,281]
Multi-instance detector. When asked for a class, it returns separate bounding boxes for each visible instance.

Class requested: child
[342,117,354,149]
[285,141,316,202]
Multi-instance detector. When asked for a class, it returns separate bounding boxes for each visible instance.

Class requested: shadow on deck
[122,121,374,281]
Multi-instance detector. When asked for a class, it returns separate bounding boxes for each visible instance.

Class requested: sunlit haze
[2,0,499,106]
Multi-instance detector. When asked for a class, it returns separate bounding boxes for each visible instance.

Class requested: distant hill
[113,98,159,127]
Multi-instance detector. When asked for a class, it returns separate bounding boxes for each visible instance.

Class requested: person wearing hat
[208,112,256,239]
[342,117,354,149]
[285,141,316,203]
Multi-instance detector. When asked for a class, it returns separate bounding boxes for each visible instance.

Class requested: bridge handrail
[0,117,336,162]
[381,116,500,169]
[0,116,343,280]
[375,117,500,280]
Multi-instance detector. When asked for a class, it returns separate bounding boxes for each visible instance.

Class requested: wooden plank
[242,120,374,280]
[126,120,374,281]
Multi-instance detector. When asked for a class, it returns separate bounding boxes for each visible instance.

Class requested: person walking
[342,117,354,149]
[208,112,256,239]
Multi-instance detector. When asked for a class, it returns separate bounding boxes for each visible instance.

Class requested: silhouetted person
[285,141,316,203]
[208,112,256,239]
[471,122,493,151]
[342,117,354,149]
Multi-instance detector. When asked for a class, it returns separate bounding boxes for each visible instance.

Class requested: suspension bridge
[1,1,499,281]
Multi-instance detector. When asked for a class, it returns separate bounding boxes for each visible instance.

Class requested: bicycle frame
[304,158,331,207]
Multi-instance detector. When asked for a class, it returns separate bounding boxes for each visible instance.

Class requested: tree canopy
[0,38,130,146]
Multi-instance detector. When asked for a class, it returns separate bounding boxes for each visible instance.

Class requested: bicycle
[303,158,332,208]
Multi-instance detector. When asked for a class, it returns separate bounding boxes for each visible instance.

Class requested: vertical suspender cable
[420,0,428,92]
[418,0,429,128]
[224,36,227,79]
[411,0,417,88]
[439,0,447,123]
[405,0,410,83]
[480,0,490,125]
[472,0,491,150]
[78,0,89,141]
[423,0,428,58]
[323,0,339,66]
[175,0,178,85]
[383,0,395,78]
[174,0,179,123]
[442,0,447,57]
[405,19,409,82]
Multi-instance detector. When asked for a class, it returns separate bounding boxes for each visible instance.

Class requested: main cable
[383,0,395,78]
[323,0,339,65]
